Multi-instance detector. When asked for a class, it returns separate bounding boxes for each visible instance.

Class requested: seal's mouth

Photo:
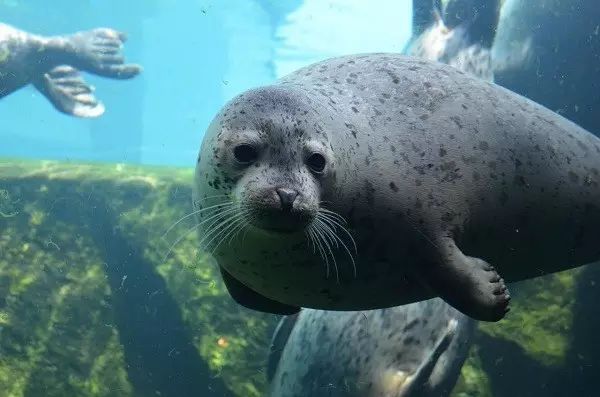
[249,206,315,234]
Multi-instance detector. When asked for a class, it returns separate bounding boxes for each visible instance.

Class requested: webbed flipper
[33,65,105,118]
[398,318,458,397]
[421,237,511,322]
[219,266,300,315]
[70,28,142,79]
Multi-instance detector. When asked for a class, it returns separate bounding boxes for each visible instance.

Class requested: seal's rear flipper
[33,65,105,118]
[421,237,511,322]
[70,28,142,80]
[219,266,300,315]
[397,318,458,396]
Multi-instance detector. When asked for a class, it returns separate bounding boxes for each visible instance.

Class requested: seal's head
[194,85,337,242]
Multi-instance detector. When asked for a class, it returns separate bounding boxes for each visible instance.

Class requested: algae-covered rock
[450,266,596,397]
[0,158,598,397]
[0,158,278,397]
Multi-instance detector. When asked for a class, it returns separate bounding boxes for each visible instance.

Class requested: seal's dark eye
[233,144,258,164]
[306,152,326,174]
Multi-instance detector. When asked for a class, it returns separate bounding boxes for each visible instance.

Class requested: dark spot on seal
[514,175,528,187]
[379,68,400,84]
[450,116,463,129]
[389,182,399,192]
[440,161,462,182]
[351,106,359,113]
[365,181,375,205]
[569,171,579,183]
[403,319,419,332]
[439,148,447,157]
[441,212,455,223]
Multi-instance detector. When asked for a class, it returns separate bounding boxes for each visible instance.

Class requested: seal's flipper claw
[421,237,510,322]
[34,65,105,118]
[219,266,300,315]
[70,28,142,80]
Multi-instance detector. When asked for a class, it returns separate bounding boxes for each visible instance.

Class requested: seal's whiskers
[317,212,358,253]
[162,201,235,261]
[306,227,331,279]
[312,221,340,283]
[162,200,232,239]
[210,208,253,253]
[201,210,246,253]
[315,216,357,278]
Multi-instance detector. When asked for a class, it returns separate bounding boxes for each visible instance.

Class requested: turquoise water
[0,0,411,166]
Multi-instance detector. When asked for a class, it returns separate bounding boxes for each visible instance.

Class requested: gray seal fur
[193,53,600,322]
[0,23,141,117]
[267,299,474,397]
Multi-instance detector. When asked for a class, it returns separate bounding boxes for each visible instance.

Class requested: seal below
[0,23,141,117]
[193,53,600,322]
[267,299,474,397]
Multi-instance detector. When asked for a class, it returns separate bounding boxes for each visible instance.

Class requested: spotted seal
[267,299,474,397]
[0,23,141,117]
[193,52,600,322]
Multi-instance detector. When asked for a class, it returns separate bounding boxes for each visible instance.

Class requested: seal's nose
[276,188,298,211]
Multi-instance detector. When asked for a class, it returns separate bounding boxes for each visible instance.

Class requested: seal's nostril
[276,188,298,211]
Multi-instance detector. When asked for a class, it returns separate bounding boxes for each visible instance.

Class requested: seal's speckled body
[194,53,600,322]
[267,299,474,397]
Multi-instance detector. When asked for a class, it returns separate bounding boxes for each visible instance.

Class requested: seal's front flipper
[396,318,458,397]
[70,28,142,79]
[421,237,510,322]
[219,266,300,315]
[266,312,300,382]
[33,65,105,118]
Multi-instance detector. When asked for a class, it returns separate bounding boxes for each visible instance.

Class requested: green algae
[0,157,595,397]
[0,158,273,397]
[478,269,580,368]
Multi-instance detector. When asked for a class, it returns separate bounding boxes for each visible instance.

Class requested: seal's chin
[249,208,314,234]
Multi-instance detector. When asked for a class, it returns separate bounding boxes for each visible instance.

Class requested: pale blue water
[0,0,412,166]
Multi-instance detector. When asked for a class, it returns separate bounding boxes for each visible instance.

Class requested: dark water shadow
[77,190,234,397]
[556,264,600,396]
[476,332,556,397]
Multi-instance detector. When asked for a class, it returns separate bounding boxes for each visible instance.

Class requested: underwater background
[1,0,600,396]
[0,0,411,165]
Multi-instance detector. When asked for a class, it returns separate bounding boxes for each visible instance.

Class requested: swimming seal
[193,53,600,322]
[267,299,474,397]
[0,23,141,117]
